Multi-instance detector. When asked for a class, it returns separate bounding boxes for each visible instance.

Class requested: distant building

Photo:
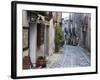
[62,13,91,52]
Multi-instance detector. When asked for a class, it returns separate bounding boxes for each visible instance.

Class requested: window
[23,27,29,50]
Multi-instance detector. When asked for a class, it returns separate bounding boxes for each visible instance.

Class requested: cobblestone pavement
[47,45,90,68]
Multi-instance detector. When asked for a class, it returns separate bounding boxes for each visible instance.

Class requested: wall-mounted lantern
[70,20,73,23]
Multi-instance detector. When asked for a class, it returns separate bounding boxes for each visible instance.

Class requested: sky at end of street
[62,13,69,18]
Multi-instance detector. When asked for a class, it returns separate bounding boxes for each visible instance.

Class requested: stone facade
[63,13,91,52]
[22,10,62,68]
[79,13,91,52]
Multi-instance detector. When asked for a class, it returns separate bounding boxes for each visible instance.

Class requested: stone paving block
[47,45,90,68]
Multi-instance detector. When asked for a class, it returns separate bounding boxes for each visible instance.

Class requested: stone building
[62,13,91,52]
[22,10,62,69]
[78,13,91,52]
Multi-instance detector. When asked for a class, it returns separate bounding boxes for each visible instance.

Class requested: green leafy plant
[55,24,64,52]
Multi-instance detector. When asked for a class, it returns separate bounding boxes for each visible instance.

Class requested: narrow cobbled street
[47,45,90,68]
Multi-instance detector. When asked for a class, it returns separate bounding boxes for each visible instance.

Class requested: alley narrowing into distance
[47,45,90,68]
